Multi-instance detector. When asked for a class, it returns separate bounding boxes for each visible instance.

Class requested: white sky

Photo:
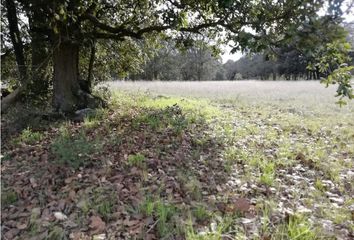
[221,1,354,63]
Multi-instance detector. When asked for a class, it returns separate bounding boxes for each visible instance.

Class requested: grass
[15,127,43,145]
[1,188,18,206]
[139,197,179,237]
[2,81,354,239]
[51,127,101,169]
[273,215,318,240]
[127,153,146,168]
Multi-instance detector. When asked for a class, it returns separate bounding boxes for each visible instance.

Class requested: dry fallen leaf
[233,198,251,213]
[89,216,106,233]
[16,223,27,230]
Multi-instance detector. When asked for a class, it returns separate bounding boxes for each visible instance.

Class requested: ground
[1,81,354,240]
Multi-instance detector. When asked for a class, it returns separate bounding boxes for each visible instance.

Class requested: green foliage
[185,216,233,240]
[51,127,100,169]
[139,197,155,216]
[1,189,18,206]
[259,162,276,186]
[127,153,146,168]
[139,197,178,237]
[155,201,177,236]
[315,39,353,104]
[92,85,112,103]
[17,127,43,145]
[46,226,65,240]
[273,215,318,240]
[192,205,210,222]
[132,104,188,134]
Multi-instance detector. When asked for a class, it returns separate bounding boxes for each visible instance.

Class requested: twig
[146,219,159,233]
[221,234,235,240]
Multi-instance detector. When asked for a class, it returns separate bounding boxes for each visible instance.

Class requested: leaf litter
[1,93,353,239]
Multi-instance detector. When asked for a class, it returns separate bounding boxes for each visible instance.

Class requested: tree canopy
[1,0,353,112]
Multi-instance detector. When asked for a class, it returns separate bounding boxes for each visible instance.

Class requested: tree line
[131,20,354,81]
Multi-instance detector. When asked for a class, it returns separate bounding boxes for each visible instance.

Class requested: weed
[46,226,65,240]
[92,188,116,220]
[29,208,41,236]
[155,200,178,237]
[51,129,100,169]
[139,197,178,237]
[185,216,233,240]
[192,205,211,222]
[17,127,43,145]
[96,200,114,220]
[314,179,326,192]
[259,161,275,186]
[83,117,99,129]
[139,197,155,216]
[77,199,90,215]
[1,189,18,206]
[127,153,146,168]
[223,147,239,173]
[273,215,318,240]
[184,177,202,201]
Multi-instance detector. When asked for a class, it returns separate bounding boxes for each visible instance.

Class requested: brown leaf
[123,219,140,227]
[233,198,251,213]
[40,153,48,162]
[4,228,20,239]
[295,152,306,161]
[16,223,28,230]
[68,190,76,201]
[65,177,74,184]
[89,216,106,233]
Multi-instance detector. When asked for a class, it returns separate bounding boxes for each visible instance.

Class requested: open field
[2,81,354,239]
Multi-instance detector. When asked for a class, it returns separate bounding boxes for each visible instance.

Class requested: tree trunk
[5,0,27,82]
[52,41,105,113]
[28,9,51,98]
[53,42,81,112]
[86,40,96,92]
[2,0,27,112]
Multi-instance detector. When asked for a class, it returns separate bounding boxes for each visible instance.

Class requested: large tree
[2,0,353,112]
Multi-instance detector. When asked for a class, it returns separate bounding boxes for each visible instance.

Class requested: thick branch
[82,13,224,39]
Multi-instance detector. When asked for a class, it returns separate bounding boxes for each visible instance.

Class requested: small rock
[329,197,344,205]
[54,212,68,221]
[297,206,312,214]
[240,218,255,224]
[93,234,106,240]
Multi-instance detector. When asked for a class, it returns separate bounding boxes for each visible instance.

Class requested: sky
[221,0,354,63]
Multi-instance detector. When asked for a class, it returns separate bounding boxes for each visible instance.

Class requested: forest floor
[1,81,354,240]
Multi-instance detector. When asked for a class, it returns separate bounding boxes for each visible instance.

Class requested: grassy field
[2,81,354,239]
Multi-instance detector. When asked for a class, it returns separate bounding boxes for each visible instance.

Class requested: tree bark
[52,41,105,113]
[28,9,51,97]
[53,41,81,112]
[5,0,27,82]
[86,39,96,92]
[2,0,27,112]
